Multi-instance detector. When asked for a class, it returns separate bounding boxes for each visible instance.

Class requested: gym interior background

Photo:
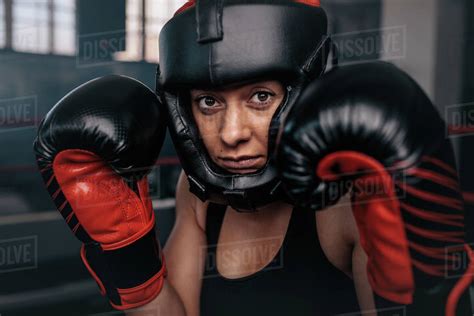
[0,0,472,315]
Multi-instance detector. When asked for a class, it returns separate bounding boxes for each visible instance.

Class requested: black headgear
[157,0,332,211]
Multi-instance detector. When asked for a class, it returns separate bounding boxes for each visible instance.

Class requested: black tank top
[200,203,361,316]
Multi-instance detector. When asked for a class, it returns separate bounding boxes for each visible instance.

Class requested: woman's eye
[198,96,217,108]
[250,92,273,104]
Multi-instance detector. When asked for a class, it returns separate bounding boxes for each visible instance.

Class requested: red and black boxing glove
[277,62,473,315]
[33,76,167,310]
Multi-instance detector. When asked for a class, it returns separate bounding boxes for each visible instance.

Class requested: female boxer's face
[191,81,285,174]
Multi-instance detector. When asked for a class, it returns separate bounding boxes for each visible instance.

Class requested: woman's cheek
[254,114,274,134]
[200,124,222,156]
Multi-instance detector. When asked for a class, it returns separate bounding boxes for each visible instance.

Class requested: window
[145,0,184,62]
[115,0,185,62]
[1,0,75,55]
[1,0,184,59]
[52,0,75,55]
[13,0,49,53]
[0,0,4,48]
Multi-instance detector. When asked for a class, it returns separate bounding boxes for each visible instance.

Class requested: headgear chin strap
[158,0,331,212]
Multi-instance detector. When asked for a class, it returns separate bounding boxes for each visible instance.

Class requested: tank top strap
[285,206,319,249]
[205,202,227,245]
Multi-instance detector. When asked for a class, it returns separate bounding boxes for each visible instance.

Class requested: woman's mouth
[218,156,264,171]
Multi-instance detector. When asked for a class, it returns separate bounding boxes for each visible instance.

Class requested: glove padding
[34,75,167,310]
[277,62,473,315]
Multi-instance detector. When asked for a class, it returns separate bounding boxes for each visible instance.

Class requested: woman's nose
[219,104,252,147]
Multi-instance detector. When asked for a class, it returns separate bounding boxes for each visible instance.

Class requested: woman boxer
[127,0,376,315]
[34,0,471,315]
[160,84,375,316]
[141,0,472,314]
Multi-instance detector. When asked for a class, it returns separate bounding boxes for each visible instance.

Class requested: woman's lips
[218,156,264,170]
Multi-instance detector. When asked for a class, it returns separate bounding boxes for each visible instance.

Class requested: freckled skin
[190,81,285,174]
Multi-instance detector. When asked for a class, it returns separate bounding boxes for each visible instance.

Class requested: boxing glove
[33,75,167,310]
[277,62,473,315]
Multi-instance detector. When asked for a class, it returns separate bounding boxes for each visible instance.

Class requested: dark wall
[322,0,382,64]
[459,0,474,243]
[76,0,127,61]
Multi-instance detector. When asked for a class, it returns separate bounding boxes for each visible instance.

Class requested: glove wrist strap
[81,228,166,310]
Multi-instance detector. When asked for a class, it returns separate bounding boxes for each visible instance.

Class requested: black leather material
[196,0,223,43]
[159,0,328,88]
[34,75,166,178]
[102,228,163,289]
[84,242,122,306]
[277,61,446,210]
[158,0,330,211]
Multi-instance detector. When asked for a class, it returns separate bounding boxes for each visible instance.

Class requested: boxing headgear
[157,0,331,211]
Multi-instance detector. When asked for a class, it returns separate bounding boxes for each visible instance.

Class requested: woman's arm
[125,281,186,316]
[126,171,207,316]
[341,196,377,315]
[316,194,376,314]
[352,242,377,315]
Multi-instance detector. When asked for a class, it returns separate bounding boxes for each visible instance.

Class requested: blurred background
[0,0,472,315]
